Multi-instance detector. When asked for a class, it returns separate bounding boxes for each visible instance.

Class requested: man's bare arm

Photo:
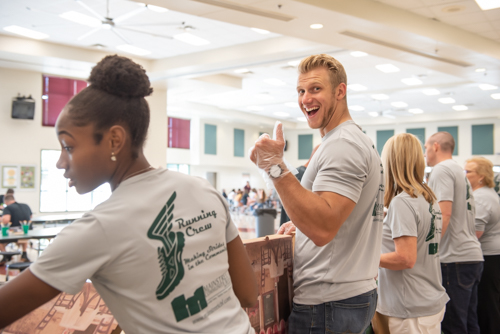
[438,201,452,236]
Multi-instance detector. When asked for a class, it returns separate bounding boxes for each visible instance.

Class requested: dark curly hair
[66,55,153,159]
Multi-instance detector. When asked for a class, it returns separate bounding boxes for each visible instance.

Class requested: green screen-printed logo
[171,286,208,322]
[147,192,185,300]
[465,177,473,211]
[426,203,438,255]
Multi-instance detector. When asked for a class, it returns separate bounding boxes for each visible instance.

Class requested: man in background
[425,131,483,334]
[1,194,32,261]
[0,188,14,210]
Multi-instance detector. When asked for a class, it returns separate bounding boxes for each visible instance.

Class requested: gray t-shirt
[428,159,483,263]
[294,120,384,304]
[377,193,449,318]
[474,186,500,256]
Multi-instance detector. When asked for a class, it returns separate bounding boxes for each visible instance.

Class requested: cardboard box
[243,234,294,334]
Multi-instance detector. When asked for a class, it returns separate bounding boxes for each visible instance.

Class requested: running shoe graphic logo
[147,192,185,300]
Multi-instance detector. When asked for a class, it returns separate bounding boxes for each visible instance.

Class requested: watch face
[270,165,281,178]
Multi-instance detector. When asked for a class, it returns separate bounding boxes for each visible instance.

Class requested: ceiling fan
[71,0,185,44]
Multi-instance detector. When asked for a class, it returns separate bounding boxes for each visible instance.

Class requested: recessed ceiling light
[350,105,365,111]
[251,27,270,34]
[264,78,286,86]
[422,88,440,96]
[438,97,456,104]
[391,101,408,108]
[234,68,251,74]
[285,102,297,108]
[297,117,307,122]
[452,105,468,111]
[247,106,264,111]
[3,25,49,40]
[474,0,500,10]
[401,77,423,86]
[59,11,102,28]
[147,4,169,13]
[479,83,498,90]
[288,59,301,67]
[368,112,379,117]
[350,51,368,57]
[371,94,389,100]
[116,44,151,56]
[310,23,323,29]
[347,84,367,91]
[173,33,210,46]
[408,108,424,114]
[274,112,290,117]
[375,64,400,73]
[492,93,500,100]
[475,68,486,72]
[255,93,274,101]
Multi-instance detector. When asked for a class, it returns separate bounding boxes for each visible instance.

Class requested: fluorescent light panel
[174,33,210,46]
[438,97,455,104]
[401,77,423,86]
[274,112,289,117]
[474,0,500,10]
[310,24,323,29]
[452,105,468,111]
[422,88,440,96]
[475,68,486,72]
[492,93,500,100]
[408,108,424,114]
[376,64,400,73]
[350,51,368,57]
[116,44,151,56]
[479,84,498,90]
[234,68,250,74]
[251,27,270,34]
[391,101,408,108]
[368,112,379,117]
[59,11,101,28]
[3,25,49,40]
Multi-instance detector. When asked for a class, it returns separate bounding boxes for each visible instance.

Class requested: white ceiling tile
[375,0,426,10]
[410,7,435,17]
[436,11,489,25]
[479,31,500,40]
[461,21,495,33]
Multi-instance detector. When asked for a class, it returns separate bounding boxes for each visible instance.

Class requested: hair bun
[88,55,153,98]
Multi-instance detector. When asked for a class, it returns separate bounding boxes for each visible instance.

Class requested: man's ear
[433,141,440,152]
[336,83,347,101]
[108,125,127,156]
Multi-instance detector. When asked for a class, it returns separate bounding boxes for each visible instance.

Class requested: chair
[5,262,31,281]
[0,250,22,264]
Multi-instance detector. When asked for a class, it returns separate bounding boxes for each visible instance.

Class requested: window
[377,130,394,155]
[298,134,313,159]
[42,75,87,127]
[204,124,217,155]
[167,164,190,175]
[472,124,494,155]
[40,150,111,212]
[168,117,190,149]
[234,129,245,157]
[437,126,458,156]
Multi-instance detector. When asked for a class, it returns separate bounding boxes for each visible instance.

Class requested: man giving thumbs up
[250,54,384,334]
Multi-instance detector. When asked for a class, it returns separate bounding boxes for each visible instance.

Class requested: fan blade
[116,26,173,39]
[119,21,184,27]
[75,0,106,21]
[77,27,102,40]
[111,27,132,44]
[113,6,148,24]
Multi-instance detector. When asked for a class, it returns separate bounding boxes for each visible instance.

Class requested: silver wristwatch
[269,164,283,178]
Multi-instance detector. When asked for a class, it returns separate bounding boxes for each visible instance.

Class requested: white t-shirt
[294,120,384,304]
[377,193,449,318]
[474,186,500,256]
[31,168,253,334]
[428,159,483,263]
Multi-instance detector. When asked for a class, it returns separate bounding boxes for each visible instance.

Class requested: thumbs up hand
[250,121,286,172]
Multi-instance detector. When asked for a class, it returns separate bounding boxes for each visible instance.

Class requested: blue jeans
[441,262,483,334]
[289,289,377,334]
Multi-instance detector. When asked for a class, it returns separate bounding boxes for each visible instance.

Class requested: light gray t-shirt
[428,159,483,263]
[31,168,253,334]
[377,193,449,318]
[294,120,384,304]
[474,186,500,256]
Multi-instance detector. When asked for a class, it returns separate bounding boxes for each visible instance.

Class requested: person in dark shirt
[0,188,14,210]
[1,194,32,260]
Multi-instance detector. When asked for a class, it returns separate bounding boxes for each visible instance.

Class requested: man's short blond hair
[298,54,347,91]
[466,157,494,188]
[429,131,455,153]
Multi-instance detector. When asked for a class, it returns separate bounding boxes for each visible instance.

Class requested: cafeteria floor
[0,212,282,281]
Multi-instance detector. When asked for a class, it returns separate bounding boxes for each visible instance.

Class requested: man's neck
[321,105,352,137]
[435,154,453,165]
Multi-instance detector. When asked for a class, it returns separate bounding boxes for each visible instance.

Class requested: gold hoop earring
[111,152,117,162]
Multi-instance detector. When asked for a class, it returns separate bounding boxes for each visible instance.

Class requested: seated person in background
[0,194,32,261]
[377,133,449,334]
[0,188,14,210]
[0,55,258,333]
[465,157,500,334]
[250,189,267,212]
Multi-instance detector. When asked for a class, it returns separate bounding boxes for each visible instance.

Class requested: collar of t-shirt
[322,120,360,142]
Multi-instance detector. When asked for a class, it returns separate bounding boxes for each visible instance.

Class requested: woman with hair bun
[464,157,500,334]
[377,133,449,334]
[0,55,257,333]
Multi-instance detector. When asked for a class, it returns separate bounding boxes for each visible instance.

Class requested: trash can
[253,208,277,237]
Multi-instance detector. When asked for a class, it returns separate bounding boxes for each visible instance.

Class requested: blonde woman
[377,133,449,333]
[465,157,500,334]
